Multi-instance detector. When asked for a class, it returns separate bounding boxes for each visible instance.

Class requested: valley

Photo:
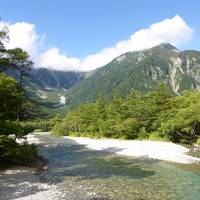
[9,43,200,111]
[1,5,200,199]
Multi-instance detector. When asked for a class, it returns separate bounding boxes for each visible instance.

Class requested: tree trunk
[17,72,23,122]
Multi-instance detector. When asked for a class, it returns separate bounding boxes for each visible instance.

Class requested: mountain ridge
[66,43,200,106]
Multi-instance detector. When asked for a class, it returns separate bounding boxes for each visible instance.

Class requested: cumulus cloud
[0,15,193,71]
[0,21,44,61]
[37,48,80,71]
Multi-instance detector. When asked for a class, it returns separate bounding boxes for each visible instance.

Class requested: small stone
[43,166,48,170]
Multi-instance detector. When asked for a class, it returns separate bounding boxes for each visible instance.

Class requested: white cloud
[0,21,44,61]
[37,48,80,71]
[0,15,193,71]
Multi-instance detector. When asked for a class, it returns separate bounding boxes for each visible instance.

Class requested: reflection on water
[1,134,200,200]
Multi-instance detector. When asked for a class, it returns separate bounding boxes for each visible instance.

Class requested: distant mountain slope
[67,43,200,106]
[29,68,85,89]
[7,68,85,109]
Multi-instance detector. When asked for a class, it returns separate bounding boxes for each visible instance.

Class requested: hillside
[29,68,85,89]
[6,68,85,116]
[67,43,200,106]
[25,68,85,107]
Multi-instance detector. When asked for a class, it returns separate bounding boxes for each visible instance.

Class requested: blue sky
[0,0,199,71]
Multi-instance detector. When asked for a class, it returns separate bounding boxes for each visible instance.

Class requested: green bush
[148,132,169,141]
[196,138,200,146]
[0,120,24,138]
[52,121,68,136]
[0,135,37,167]
[20,120,52,134]
[138,127,149,140]
[14,143,37,165]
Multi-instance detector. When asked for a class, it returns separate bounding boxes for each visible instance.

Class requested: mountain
[8,67,85,90]
[67,43,200,106]
[7,68,85,109]
[29,68,85,90]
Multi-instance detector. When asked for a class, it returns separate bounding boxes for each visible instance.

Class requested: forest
[53,84,200,145]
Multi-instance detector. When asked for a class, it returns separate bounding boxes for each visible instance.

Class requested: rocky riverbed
[1,133,200,200]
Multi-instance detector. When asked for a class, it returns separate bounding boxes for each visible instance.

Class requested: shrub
[52,121,68,136]
[14,143,37,165]
[149,132,169,141]
[0,135,37,167]
[138,127,149,140]
[0,120,24,138]
[20,120,52,134]
[196,138,200,146]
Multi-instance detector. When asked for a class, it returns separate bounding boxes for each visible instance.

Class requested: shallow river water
[0,133,200,200]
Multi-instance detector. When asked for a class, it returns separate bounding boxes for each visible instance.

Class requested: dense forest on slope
[67,43,200,107]
[54,84,200,145]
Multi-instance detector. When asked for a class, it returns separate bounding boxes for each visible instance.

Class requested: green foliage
[54,84,200,144]
[0,73,18,119]
[7,48,33,121]
[0,121,37,167]
[0,135,37,167]
[137,127,149,140]
[159,90,200,143]
[0,24,37,168]
[148,132,169,142]
[20,120,52,134]
[0,25,10,72]
[115,118,140,139]
[0,120,24,138]
[7,48,33,73]
[196,138,200,146]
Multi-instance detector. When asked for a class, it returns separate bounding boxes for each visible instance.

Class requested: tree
[95,95,107,120]
[0,73,18,119]
[0,25,10,72]
[159,90,200,143]
[0,25,8,51]
[7,48,33,121]
[115,118,140,139]
[0,21,37,167]
[146,83,173,131]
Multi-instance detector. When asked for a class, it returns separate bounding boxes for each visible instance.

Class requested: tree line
[53,84,200,144]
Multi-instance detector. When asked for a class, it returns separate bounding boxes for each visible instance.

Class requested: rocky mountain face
[67,43,200,106]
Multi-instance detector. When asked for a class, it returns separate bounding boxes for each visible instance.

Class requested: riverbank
[26,133,200,164]
[1,132,200,200]
[66,136,200,164]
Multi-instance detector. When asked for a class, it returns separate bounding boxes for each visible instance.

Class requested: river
[0,133,200,200]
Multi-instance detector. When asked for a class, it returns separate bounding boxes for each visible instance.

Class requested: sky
[0,0,199,71]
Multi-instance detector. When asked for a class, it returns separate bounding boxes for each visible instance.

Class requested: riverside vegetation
[53,84,200,145]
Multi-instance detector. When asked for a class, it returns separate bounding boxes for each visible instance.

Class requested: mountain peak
[156,43,179,51]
